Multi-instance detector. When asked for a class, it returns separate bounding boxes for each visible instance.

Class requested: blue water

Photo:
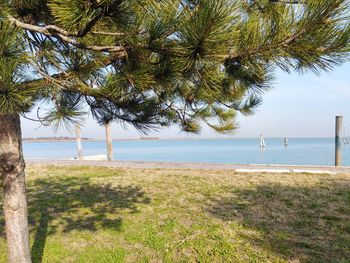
[23,138,350,166]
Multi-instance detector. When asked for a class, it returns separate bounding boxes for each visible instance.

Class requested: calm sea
[23,138,350,166]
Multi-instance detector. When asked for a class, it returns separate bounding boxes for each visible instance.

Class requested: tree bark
[75,125,83,160]
[104,122,113,161]
[0,114,32,263]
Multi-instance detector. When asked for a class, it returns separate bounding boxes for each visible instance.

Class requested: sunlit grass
[0,165,349,262]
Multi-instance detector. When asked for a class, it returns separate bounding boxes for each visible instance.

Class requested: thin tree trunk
[104,122,113,161]
[75,125,83,160]
[0,114,31,263]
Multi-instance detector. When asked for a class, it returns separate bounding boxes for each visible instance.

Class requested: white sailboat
[284,137,288,147]
[342,127,349,145]
[260,134,266,150]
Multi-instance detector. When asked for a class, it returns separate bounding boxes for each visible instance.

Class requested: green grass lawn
[0,165,349,263]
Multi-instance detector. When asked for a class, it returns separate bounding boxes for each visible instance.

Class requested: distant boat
[342,127,349,145]
[260,135,266,150]
[284,137,288,147]
[342,137,349,145]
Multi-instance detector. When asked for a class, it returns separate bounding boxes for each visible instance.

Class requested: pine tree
[1,0,350,262]
[0,21,33,263]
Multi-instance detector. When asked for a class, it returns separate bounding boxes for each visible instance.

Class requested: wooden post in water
[335,116,343,166]
[75,124,83,160]
[105,122,113,161]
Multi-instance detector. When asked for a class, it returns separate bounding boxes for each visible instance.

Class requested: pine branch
[6,14,127,53]
[91,31,128,36]
[6,13,183,57]
[21,54,119,90]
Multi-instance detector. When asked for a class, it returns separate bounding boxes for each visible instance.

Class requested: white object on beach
[236,168,338,175]
[69,154,107,161]
[291,169,337,175]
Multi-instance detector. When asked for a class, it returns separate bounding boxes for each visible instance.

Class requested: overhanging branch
[6,14,127,54]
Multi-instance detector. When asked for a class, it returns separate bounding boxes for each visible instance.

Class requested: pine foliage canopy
[1,0,349,133]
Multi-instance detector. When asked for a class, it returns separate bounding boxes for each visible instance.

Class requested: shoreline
[26,159,350,174]
[23,137,337,143]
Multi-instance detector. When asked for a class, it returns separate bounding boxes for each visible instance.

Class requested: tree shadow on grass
[207,181,350,263]
[0,175,150,263]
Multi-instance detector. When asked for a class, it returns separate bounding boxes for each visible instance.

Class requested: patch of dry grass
[0,165,349,262]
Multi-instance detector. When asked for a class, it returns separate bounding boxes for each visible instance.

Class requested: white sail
[260,135,266,150]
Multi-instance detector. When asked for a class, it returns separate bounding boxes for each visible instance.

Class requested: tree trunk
[75,125,83,160]
[0,114,32,263]
[104,122,113,161]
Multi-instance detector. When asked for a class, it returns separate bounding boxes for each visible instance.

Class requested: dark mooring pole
[335,116,343,166]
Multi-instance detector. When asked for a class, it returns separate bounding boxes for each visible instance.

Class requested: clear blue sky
[21,62,350,139]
